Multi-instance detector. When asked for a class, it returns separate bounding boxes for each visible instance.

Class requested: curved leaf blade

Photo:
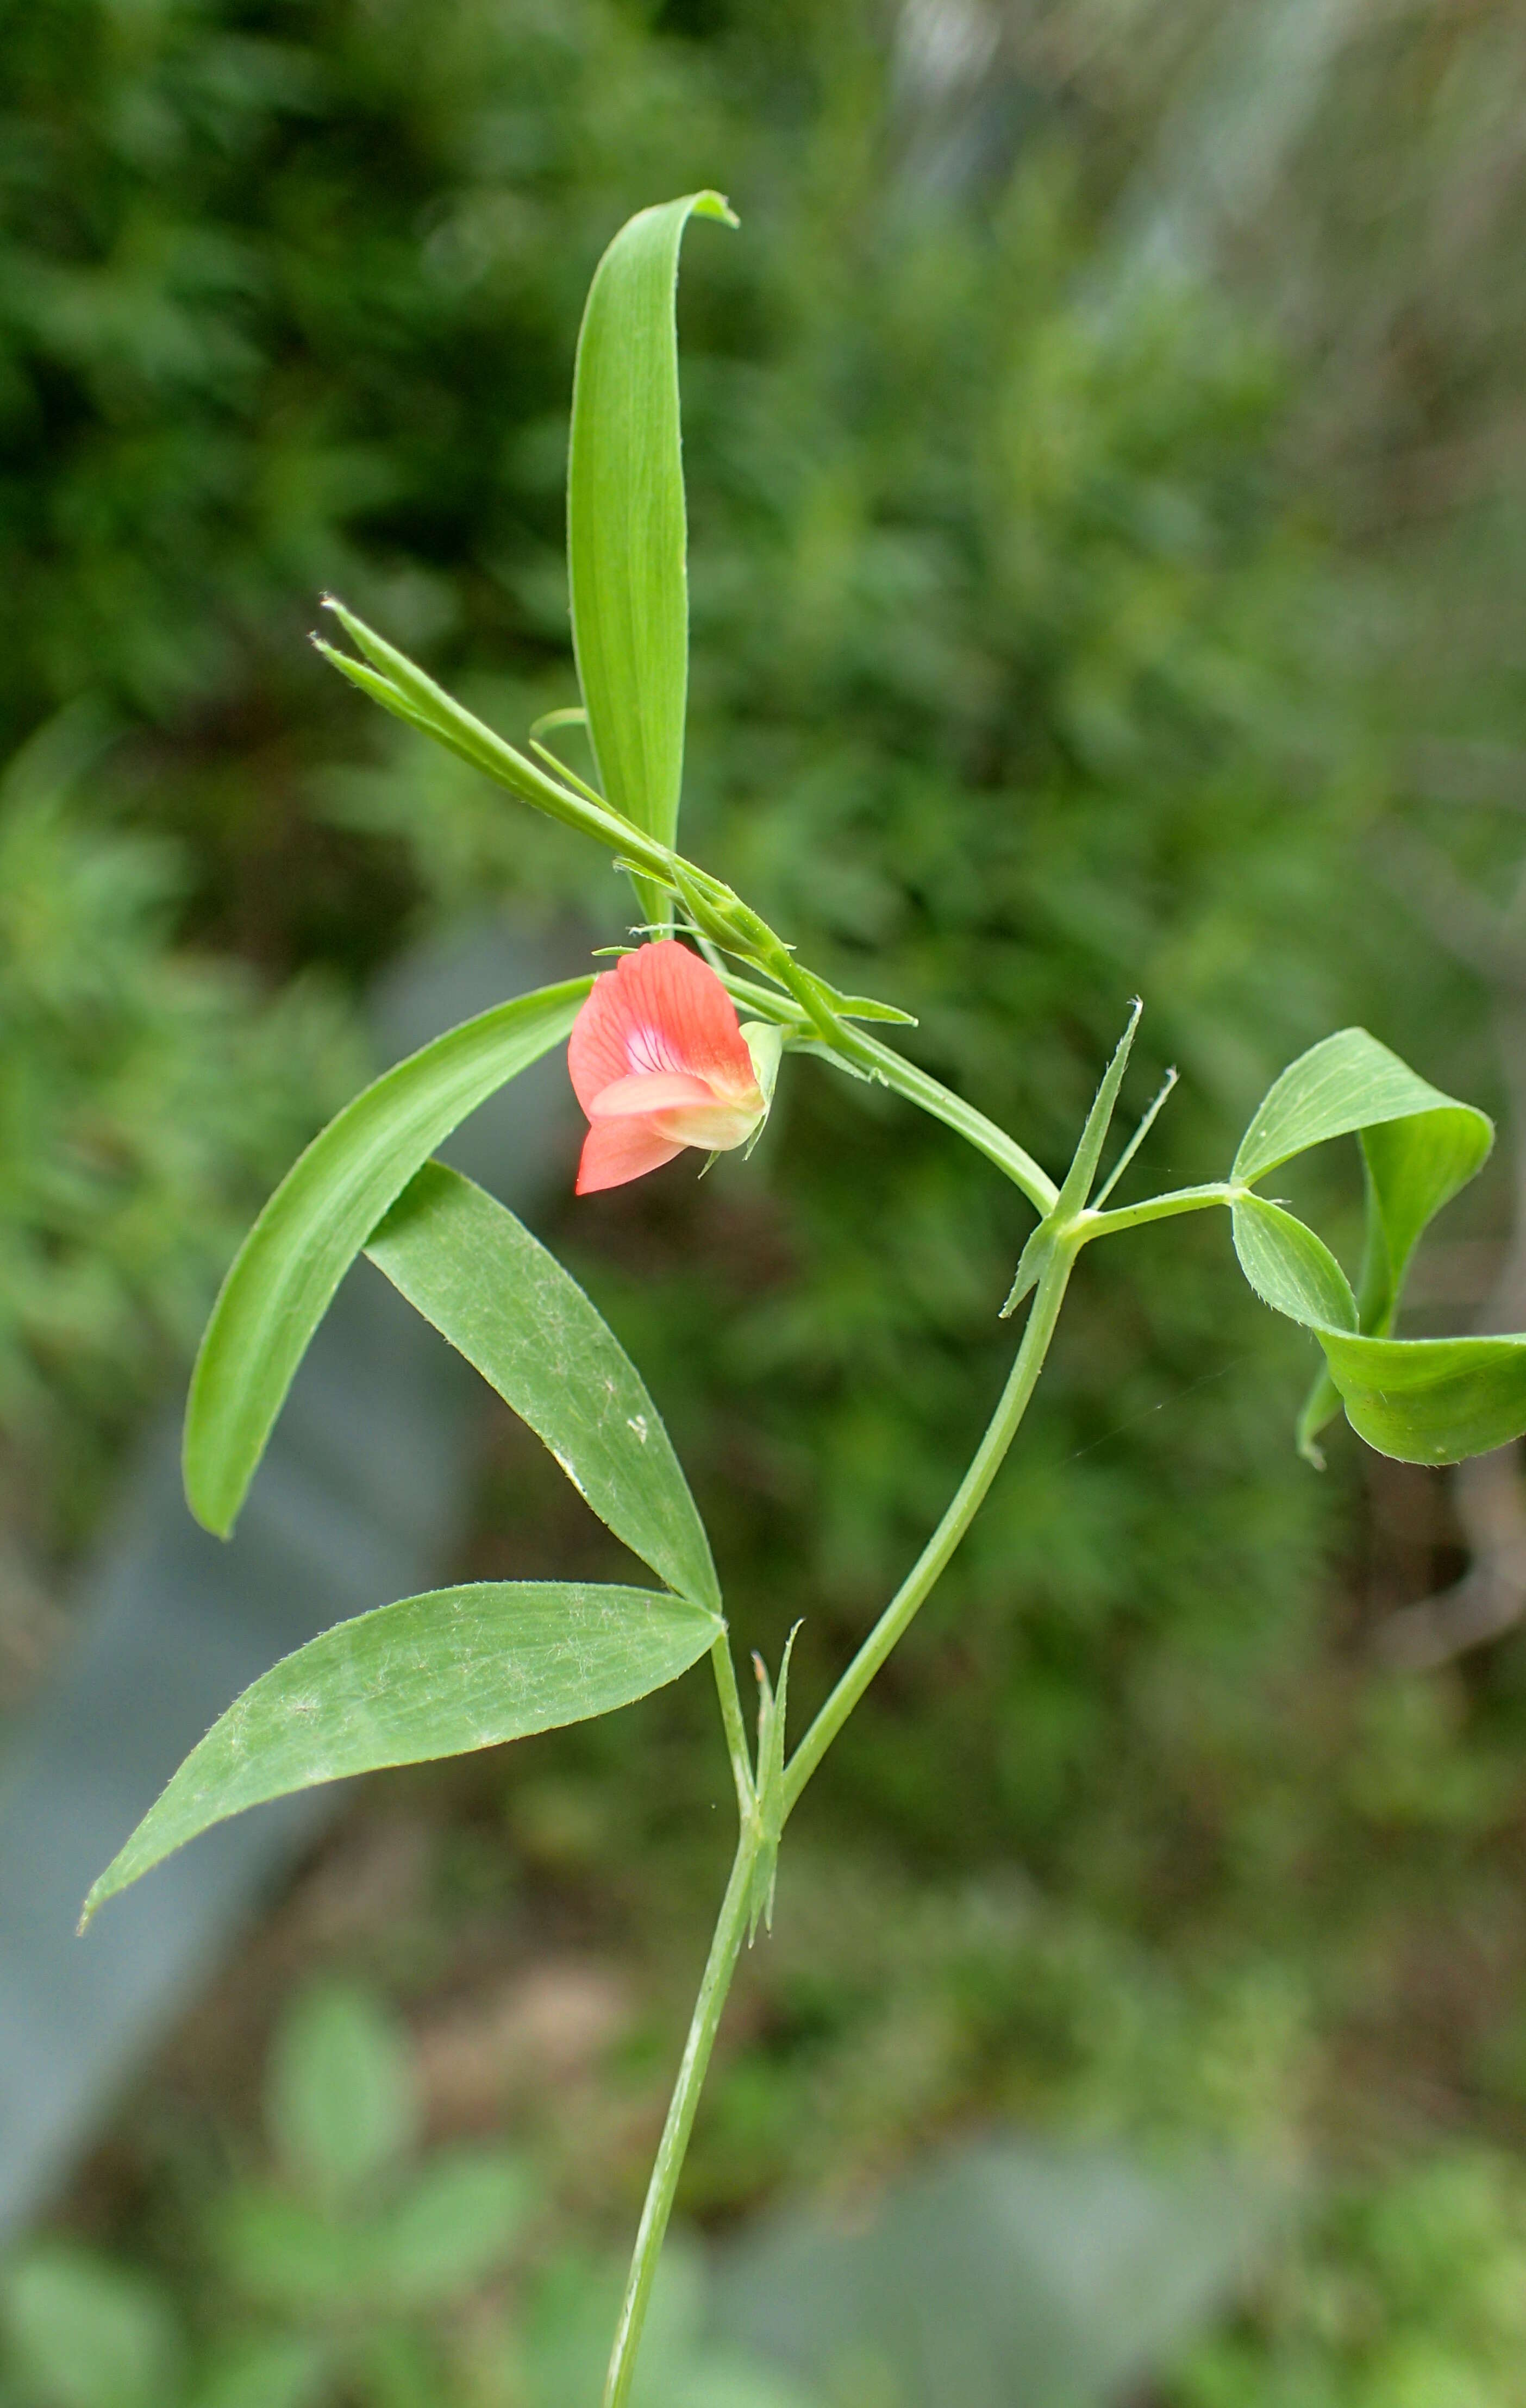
[567,189,736,915]
[1297,1102,1496,1456]
[1318,1331,1526,1467]
[1230,1195,1526,1469]
[365,1163,720,1611]
[82,1580,720,1923]
[184,980,590,1538]
[1230,1028,1496,1462]
[1231,1027,1491,1187]
[1358,1105,1493,1308]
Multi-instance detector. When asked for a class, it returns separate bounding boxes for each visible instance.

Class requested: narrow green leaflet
[82,1581,721,1923]
[315,598,658,868]
[1057,1000,1144,1218]
[365,1163,720,1612]
[1228,1027,1508,1466]
[567,190,737,925]
[1003,1001,1140,1315]
[184,981,590,1538]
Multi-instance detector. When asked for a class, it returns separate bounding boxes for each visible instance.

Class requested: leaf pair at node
[1003,1008,1520,1475]
[85,1153,724,1925]
[1228,1028,1507,1467]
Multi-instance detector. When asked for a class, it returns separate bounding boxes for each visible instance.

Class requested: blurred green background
[5,0,1526,2400]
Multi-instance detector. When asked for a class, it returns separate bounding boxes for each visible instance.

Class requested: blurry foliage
[0,712,358,1565]
[1175,2145,1526,2408]
[0,0,739,969]
[0,1979,810,2408]
[0,0,735,1556]
[0,1962,1272,2408]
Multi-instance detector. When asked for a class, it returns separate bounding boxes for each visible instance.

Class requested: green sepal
[1002,1002,1141,1316]
[741,1020,784,1107]
[738,1021,784,1161]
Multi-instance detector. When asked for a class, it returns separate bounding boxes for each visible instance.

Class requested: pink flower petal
[586,1070,718,1121]
[568,941,757,1115]
[574,1119,685,1195]
[567,942,770,1194]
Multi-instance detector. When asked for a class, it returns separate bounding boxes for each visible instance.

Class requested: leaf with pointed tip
[82,1581,721,1923]
[808,979,917,1026]
[748,1623,799,1945]
[567,190,736,924]
[184,981,589,1538]
[1059,1001,1144,1216]
[1231,1194,1526,1467]
[365,1164,719,1612]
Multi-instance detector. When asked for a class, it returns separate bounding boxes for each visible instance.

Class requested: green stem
[720,969,1059,1217]
[709,1630,755,1816]
[601,1070,1206,2404]
[841,1023,1058,1216]
[782,1244,1076,1818]
[1077,1181,1239,1243]
[602,1067,1069,2408]
[602,1824,760,2408]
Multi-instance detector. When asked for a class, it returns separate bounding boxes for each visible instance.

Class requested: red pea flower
[568,939,774,1195]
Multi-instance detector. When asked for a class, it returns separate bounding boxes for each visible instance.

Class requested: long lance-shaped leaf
[1227,1029,1507,1465]
[185,981,590,1538]
[365,1164,720,1612]
[82,1581,721,1924]
[567,190,737,929]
